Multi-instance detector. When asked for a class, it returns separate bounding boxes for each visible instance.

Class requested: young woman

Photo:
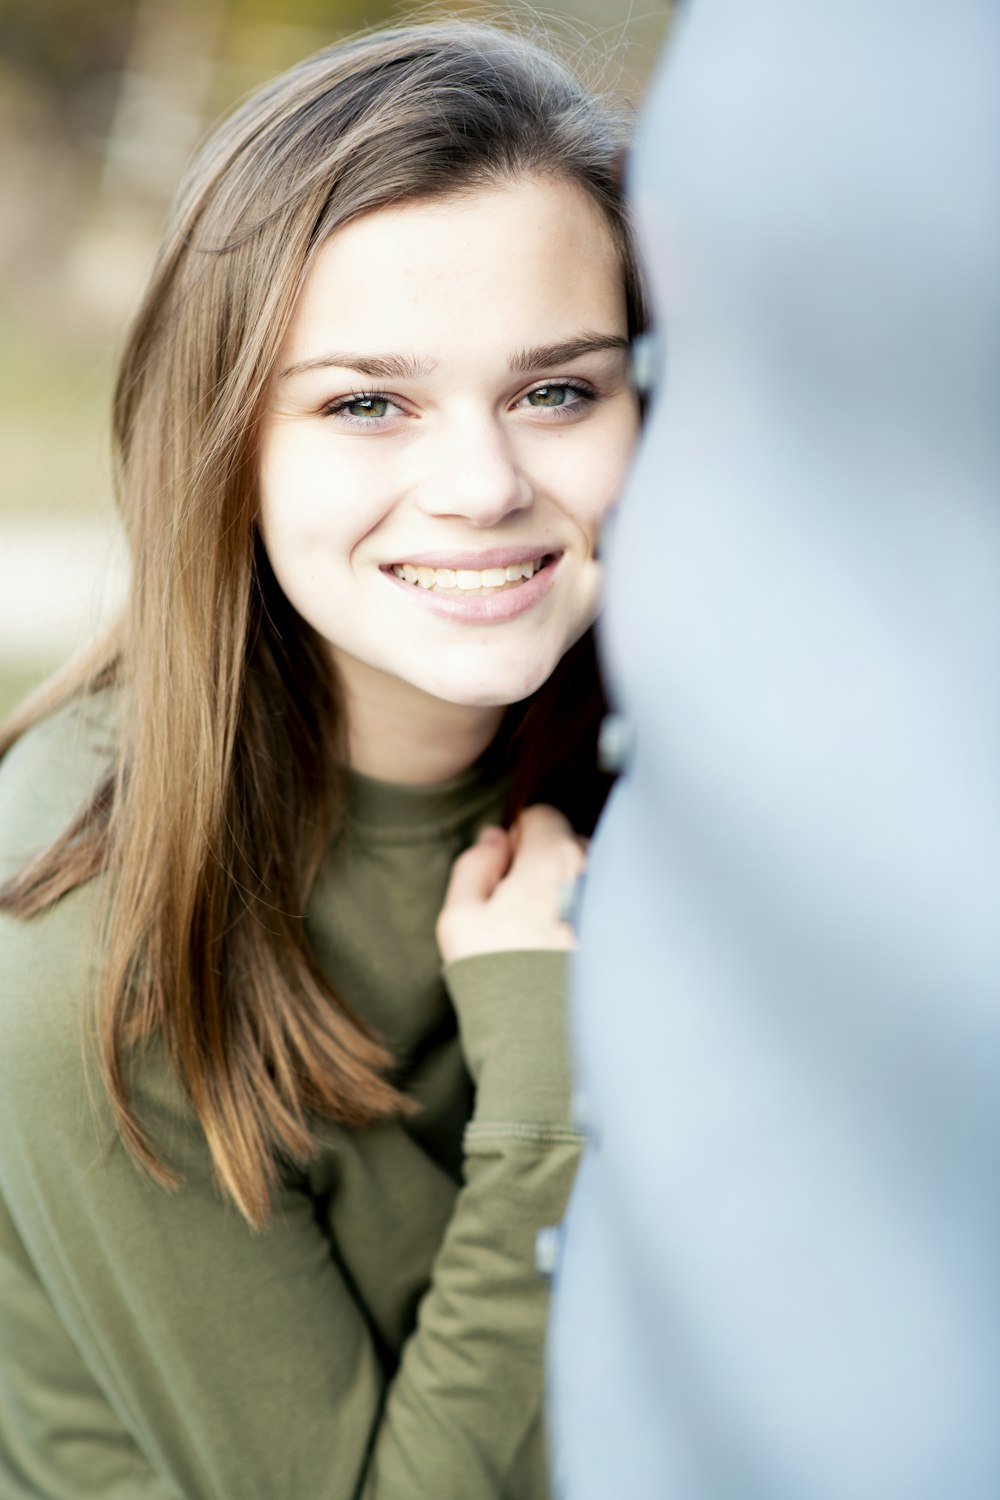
[0,20,643,1498]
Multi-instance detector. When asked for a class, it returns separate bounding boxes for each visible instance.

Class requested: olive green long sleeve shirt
[0,699,581,1499]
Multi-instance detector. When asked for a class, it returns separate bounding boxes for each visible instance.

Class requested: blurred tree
[225,0,400,27]
[0,0,135,125]
[0,0,407,142]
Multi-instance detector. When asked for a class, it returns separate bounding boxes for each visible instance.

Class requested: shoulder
[0,882,109,1139]
[0,689,118,876]
[0,693,117,1139]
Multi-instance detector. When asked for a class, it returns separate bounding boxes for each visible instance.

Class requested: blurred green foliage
[0,665,46,725]
[0,0,400,87]
[0,0,405,138]
[225,0,402,24]
[0,0,135,100]
[0,299,113,523]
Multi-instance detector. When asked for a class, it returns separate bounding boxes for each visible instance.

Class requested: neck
[335,655,506,785]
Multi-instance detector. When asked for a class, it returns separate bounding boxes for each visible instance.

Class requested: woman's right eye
[323,393,401,425]
[344,396,389,419]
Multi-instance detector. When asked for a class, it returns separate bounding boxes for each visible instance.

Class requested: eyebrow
[507,333,629,373]
[278,332,629,383]
[279,351,434,380]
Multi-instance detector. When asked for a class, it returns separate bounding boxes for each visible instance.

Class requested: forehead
[279,176,626,366]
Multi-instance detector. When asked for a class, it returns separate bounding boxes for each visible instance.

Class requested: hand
[436,804,587,964]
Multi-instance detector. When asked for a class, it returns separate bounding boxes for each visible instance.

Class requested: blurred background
[0,0,667,720]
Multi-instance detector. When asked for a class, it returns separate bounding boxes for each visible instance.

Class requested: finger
[509,803,575,851]
[510,808,586,883]
[441,826,512,909]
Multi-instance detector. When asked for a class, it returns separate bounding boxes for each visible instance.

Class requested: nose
[414,414,533,527]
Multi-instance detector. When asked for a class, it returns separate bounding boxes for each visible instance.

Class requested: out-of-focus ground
[0,0,668,722]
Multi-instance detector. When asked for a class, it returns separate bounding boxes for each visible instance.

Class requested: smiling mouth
[388,554,556,595]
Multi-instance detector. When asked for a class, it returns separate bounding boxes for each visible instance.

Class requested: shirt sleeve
[360,951,583,1497]
[0,877,580,1500]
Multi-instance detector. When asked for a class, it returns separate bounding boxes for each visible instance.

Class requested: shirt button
[556,872,586,929]
[629,331,661,396]
[570,1086,594,1136]
[597,712,633,774]
[535,1225,562,1279]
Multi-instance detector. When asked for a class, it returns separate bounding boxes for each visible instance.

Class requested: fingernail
[476,824,503,844]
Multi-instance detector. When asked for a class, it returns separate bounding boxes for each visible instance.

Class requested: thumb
[441,826,512,909]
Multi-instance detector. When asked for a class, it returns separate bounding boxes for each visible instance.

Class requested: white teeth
[389,557,545,593]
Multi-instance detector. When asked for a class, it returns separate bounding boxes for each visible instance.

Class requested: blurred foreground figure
[550,4,1000,1496]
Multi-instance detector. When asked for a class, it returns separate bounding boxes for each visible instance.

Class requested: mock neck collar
[344,759,507,835]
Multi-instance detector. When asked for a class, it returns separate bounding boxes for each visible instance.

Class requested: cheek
[554,414,638,534]
[258,437,375,559]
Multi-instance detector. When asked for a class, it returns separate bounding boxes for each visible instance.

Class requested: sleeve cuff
[442,949,574,1127]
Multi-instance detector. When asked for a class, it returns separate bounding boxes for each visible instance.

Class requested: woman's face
[258,175,639,717]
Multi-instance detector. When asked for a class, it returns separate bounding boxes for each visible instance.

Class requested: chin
[438,620,598,709]
[422,656,561,711]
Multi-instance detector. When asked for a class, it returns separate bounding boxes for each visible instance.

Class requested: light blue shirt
[550,5,1000,1496]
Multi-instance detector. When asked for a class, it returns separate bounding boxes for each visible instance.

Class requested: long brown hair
[0,19,644,1227]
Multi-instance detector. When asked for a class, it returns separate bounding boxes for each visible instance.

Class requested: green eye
[346,396,389,419]
[526,385,568,408]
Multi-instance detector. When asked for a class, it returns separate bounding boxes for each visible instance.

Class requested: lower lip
[381,556,562,624]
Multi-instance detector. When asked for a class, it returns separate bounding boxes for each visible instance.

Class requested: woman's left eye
[518,381,594,413]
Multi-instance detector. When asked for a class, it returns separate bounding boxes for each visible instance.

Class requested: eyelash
[321,379,598,429]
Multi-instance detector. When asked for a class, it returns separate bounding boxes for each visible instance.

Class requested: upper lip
[383,547,560,570]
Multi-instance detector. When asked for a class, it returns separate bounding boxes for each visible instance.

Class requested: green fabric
[0,697,581,1499]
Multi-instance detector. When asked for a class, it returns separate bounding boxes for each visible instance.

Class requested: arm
[0,862,579,1499]
[359,949,580,1498]
[357,806,588,1494]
